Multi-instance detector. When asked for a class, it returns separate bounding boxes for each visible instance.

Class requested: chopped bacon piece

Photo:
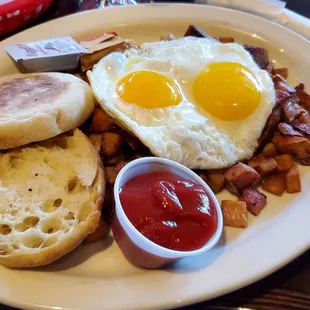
[239,187,267,216]
[276,89,292,103]
[224,163,261,195]
[256,158,278,176]
[262,174,286,196]
[273,75,295,92]
[258,105,282,145]
[298,158,310,166]
[266,63,274,73]
[184,25,209,38]
[295,83,310,109]
[262,143,277,158]
[120,131,144,150]
[221,200,247,228]
[247,154,266,170]
[291,119,310,135]
[272,135,310,159]
[272,67,288,79]
[219,37,234,43]
[244,45,269,69]
[281,98,306,122]
[286,165,301,194]
[274,154,295,172]
[278,123,303,137]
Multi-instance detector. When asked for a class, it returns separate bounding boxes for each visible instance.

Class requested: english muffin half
[0,72,95,150]
[0,129,105,268]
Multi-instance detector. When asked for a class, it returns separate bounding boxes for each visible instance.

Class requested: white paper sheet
[195,0,310,41]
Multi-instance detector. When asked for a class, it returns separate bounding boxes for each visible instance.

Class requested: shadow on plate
[164,230,227,273]
[18,234,114,272]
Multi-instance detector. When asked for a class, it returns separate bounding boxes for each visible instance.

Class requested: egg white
[88,37,276,169]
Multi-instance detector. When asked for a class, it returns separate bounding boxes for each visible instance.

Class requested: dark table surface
[1,0,310,309]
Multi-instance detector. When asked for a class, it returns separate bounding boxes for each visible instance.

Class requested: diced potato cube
[274,154,295,172]
[286,165,301,193]
[272,67,288,79]
[88,134,102,153]
[262,174,286,196]
[101,132,123,156]
[90,108,114,132]
[248,154,266,170]
[221,200,247,228]
[204,170,225,194]
[272,136,310,159]
[218,37,234,43]
[105,166,118,185]
[85,218,109,243]
[256,158,278,176]
[262,143,277,158]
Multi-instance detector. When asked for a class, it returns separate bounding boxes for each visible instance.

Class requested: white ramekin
[112,157,223,269]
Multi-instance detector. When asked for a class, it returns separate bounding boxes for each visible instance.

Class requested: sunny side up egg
[88,37,276,170]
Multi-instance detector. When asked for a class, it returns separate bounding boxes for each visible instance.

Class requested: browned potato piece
[272,67,288,79]
[272,136,310,159]
[262,174,286,196]
[84,218,109,243]
[286,165,301,193]
[88,134,102,153]
[90,108,114,132]
[101,132,123,156]
[256,158,278,176]
[105,166,118,185]
[221,200,247,228]
[247,154,266,170]
[219,37,234,43]
[204,170,225,194]
[262,143,277,158]
[274,154,295,172]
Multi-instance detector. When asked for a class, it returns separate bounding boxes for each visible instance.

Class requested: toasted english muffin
[0,72,95,150]
[0,129,105,268]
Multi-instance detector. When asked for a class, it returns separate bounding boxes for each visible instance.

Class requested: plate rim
[0,4,310,310]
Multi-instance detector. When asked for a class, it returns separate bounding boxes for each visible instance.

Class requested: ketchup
[119,171,218,251]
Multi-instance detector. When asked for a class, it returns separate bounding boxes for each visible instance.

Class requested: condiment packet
[5,37,87,72]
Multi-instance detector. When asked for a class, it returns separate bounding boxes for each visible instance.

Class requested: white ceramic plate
[1,4,310,310]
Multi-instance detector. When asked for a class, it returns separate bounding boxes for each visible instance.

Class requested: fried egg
[88,37,276,169]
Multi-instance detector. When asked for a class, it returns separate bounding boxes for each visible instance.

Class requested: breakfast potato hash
[78,25,310,239]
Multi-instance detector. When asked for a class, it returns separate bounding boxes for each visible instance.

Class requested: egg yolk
[193,62,261,121]
[116,71,181,109]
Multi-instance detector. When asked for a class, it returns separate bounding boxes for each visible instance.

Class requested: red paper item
[0,0,53,36]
